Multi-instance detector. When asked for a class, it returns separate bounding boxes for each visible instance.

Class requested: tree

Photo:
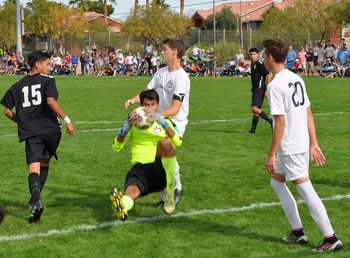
[260,0,342,45]
[204,6,237,30]
[134,0,139,16]
[25,0,51,49]
[260,7,308,46]
[332,0,350,25]
[86,0,114,16]
[48,3,89,44]
[180,0,184,16]
[0,2,16,48]
[122,4,191,50]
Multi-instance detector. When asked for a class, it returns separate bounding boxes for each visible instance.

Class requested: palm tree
[103,0,116,18]
[180,0,184,16]
[134,0,138,16]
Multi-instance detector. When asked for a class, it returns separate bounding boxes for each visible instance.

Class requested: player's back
[5,73,60,141]
[268,69,311,155]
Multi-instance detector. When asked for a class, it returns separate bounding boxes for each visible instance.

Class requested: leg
[294,177,334,236]
[270,173,306,243]
[294,177,342,252]
[40,160,50,192]
[157,139,176,214]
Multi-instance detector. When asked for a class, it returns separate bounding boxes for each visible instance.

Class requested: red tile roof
[192,0,295,22]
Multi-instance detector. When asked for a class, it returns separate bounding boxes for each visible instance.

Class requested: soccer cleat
[312,235,342,252]
[28,200,44,223]
[282,231,308,244]
[174,189,184,206]
[164,191,175,215]
[246,129,256,134]
[110,187,127,221]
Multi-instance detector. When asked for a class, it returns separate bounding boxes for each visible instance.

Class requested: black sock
[259,111,272,124]
[28,173,41,204]
[251,116,259,132]
[40,166,49,192]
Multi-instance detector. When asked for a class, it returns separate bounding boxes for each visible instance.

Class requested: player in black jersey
[248,48,273,134]
[1,51,75,223]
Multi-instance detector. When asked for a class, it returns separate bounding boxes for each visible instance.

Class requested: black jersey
[250,59,269,90]
[1,73,61,141]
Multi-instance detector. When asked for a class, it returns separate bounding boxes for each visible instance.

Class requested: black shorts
[125,157,166,197]
[251,87,266,108]
[25,131,62,165]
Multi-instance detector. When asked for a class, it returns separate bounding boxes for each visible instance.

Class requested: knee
[157,139,174,153]
[251,106,259,114]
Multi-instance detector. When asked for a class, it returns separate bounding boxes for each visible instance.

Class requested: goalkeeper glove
[118,119,131,137]
[155,113,169,130]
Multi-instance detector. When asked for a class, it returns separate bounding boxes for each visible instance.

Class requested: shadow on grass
[312,178,350,190]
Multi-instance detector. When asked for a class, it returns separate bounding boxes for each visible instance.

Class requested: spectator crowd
[1,39,349,78]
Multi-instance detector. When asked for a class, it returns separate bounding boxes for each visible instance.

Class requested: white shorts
[275,152,309,181]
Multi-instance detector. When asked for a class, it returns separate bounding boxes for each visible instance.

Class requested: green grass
[0,75,349,257]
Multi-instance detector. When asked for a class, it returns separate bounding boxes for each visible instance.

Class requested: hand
[124,99,135,110]
[66,123,75,135]
[310,144,326,167]
[265,154,275,173]
[155,112,169,130]
[143,107,156,122]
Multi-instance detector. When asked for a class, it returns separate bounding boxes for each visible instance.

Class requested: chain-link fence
[21,29,314,56]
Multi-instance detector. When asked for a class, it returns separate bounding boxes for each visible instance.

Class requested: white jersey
[147,66,190,134]
[267,69,311,155]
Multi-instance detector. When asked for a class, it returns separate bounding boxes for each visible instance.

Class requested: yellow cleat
[110,187,128,221]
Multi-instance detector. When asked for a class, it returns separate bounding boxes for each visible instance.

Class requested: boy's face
[249,51,259,62]
[142,98,159,112]
[161,43,177,63]
[36,58,51,74]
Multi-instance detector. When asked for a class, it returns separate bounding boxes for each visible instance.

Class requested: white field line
[0,193,349,242]
[0,111,348,138]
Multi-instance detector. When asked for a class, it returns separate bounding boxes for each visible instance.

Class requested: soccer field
[0,75,349,257]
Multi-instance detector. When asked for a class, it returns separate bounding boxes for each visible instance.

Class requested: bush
[211,41,241,65]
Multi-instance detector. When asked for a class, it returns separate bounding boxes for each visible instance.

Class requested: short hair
[140,89,159,105]
[28,51,51,68]
[249,48,259,53]
[163,38,186,59]
[263,38,288,64]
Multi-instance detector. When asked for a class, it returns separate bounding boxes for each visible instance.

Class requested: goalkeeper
[111,89,182,220]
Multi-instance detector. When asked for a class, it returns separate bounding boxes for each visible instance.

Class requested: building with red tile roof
[191,0,294,30]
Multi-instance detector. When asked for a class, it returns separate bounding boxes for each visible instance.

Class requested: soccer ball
[128,106,155,129]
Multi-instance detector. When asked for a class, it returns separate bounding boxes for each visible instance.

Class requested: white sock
[175,161,182,191]
[296,181,334,236]
[270,179,303,230]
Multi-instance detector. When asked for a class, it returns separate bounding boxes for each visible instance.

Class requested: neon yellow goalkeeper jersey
[112,119,182,165]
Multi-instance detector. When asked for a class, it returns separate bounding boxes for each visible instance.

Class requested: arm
[160,99,182,118]
[3,108,17,123]
[124,93,141,109]
[307,107,325,166]
[265,115,285,173]
[47,97,74,135]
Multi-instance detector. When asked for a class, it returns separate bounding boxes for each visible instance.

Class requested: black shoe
[313,234,342,252]
[247,129,256,134]
[28,200,44,223]
[282,230,308,244]
[174,189,184,206]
